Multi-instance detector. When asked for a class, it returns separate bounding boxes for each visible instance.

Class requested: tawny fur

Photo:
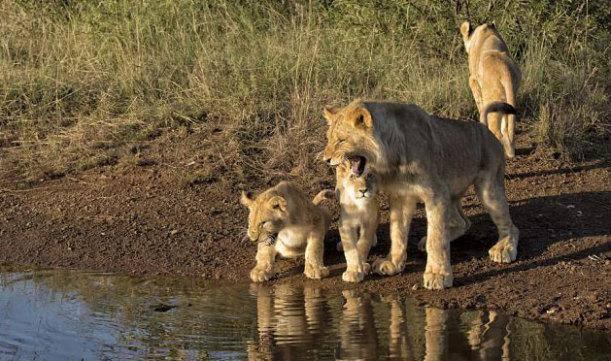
[247,284,326,360]
[322,99,519,290]
[460,22,521,159]
[334,160,380,283]
[240,181,330,282]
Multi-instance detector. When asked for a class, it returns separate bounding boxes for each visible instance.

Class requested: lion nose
[358,188,368,196]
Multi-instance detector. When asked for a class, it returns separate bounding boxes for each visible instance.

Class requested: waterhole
[0,267,608,360]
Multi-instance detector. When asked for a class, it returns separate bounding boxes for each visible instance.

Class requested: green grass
[0,0,608,183]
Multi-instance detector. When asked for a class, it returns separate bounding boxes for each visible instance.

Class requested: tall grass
[0,0,608,183]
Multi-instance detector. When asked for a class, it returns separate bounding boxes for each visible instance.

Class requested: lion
[334,158,379,283]
[460,21,521,159]
[322,99,519,290]
[240,181,331,282]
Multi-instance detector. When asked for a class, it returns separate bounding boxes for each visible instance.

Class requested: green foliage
[0,0,608,181]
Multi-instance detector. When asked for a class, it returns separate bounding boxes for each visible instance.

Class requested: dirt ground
[0,124,609,331]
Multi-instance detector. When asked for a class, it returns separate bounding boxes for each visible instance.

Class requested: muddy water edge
[0,266,609,360]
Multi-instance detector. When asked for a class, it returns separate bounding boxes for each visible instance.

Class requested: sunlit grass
[0,0,608,183]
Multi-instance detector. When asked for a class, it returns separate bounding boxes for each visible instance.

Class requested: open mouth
[348,155,367,177]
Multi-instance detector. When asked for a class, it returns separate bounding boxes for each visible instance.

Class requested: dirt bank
[0,126,609,331]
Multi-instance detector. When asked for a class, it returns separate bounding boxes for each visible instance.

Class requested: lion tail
[312,189,336,205]
[480,100,517,159]
[479,101,517,127]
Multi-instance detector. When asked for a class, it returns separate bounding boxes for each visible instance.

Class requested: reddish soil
[0,125,609,330]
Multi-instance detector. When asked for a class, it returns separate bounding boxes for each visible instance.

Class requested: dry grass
[0,0,608,184]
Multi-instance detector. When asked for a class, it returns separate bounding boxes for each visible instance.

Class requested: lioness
[460,21,521,158]
[335,158,379,283]
[240,181,331,282]
[322,99,519,289]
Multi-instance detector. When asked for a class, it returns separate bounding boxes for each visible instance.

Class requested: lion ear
[352,107,373,130]
[460,21,471,40]
[240,191,254,207]
[269,196,287,212]
[323,105,339,124]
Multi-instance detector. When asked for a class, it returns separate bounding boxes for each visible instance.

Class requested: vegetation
[1,0,608,183]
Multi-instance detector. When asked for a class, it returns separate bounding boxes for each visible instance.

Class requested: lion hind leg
[423,198,454,290]
[500,113,516,159]
[475,173,519,264]
[419,198,470,252]
[484,107,503,142]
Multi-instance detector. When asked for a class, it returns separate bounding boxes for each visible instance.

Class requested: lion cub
[335,158,379,283]
[240,181,331,282]
[460,22,521,158]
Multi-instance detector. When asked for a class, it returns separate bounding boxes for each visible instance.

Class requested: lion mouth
[348,155,367,177]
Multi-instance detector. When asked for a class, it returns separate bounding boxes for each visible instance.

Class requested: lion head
[322,99,379,176]
[240,185,291,243]
[336,158,378,202]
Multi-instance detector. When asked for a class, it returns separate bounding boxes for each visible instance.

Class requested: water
[0,268,608,361]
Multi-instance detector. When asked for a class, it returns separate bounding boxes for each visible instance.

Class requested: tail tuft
[480,101,516,126]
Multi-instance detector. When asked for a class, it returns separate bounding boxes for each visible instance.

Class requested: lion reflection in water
[246,285,511,361]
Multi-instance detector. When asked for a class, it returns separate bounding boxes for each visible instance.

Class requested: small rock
[152,303,177,312]
[170,229,180,236]
[412,284,418,291]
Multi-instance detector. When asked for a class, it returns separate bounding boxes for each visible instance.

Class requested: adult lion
[322,99,519,289]
[460,22,521,159]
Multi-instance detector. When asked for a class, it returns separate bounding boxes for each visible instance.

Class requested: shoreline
[1,134,609,330]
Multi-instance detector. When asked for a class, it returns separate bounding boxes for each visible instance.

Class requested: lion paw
[342,269,365,283]
[373,259,403,276]
[304,263,329,279]
[250,267,273,283]
[423,271,453,290]
[489,241,517,263]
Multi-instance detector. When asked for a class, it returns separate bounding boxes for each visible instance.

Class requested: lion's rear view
[461,22,521,159]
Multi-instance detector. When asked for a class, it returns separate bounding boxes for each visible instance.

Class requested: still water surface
[0,268,608,360]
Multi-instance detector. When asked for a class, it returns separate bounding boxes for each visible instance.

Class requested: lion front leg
[356,224,377,276]
[423,199,453,290]
[374,196,416,276]
[340,225,365,283]
[304,230,329,279]
[250,242,278,282]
